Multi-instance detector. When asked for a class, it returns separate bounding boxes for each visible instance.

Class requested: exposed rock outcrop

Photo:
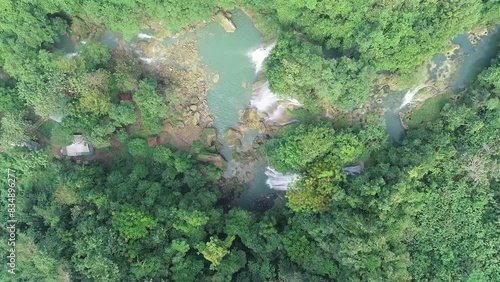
[225,128,243,148]
[197,152,228,169]
[240,108,261,130]
[215,12,236,33]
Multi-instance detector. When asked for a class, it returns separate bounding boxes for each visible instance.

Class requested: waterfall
[265,167,299,191]
[342,165,362,176]
[251,82,279,113]
[248,42,276,74]
[250,82,303,123]
[399,85,427,109]
[137,33,154,40]
[248,41,302,122]
[139,57,153,64]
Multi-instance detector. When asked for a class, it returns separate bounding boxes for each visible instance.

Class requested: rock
[186,112,200,125]
[204,115,213,124]
[197,152,227,169]
[245,171,254,181]
[215,12,236,33]
[212,74,220,84]
[190,96,200,104]
[189,105,198,111]
[215,140,223,151]
[240,108,260,130]
[202,128,218,147]
[225,128,243,148]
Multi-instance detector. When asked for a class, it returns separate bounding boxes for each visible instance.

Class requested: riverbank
[137,9,285,207]
[327,24,500,134]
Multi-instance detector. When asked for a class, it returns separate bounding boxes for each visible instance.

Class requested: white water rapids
[399,85,427,109]
[137,33,154,40]
[250,82,302,124]
[248,43,302,123]
[265,167,299,190]
[248,42,276,74]
[139,57,154,64]
[247,43,302,192]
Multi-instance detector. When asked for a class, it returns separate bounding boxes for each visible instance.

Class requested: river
[385,25,500,143]
[55,16,500,210]
[195,10,261,160]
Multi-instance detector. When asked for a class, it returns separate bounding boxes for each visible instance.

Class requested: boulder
[245,171,254,181]
[197,152,227,169]
[189,105,198,111]
[214,139,223,151]
[240,108,260,130]
[212,74,220,84]
[190,96,200,104]
[186,112,200,125]
[225,128,243,148]
[215,12,236,33]
[202,128,218,147]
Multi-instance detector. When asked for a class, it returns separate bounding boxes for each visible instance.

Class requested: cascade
[248,42,276,74]
[139,57,153,64]
[137,33,154,40]
[250,82,302,123]
[265,167,299,191]
[250,82,279,113]
[399,85,427,109]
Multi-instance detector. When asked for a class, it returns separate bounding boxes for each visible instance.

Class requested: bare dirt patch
[160,124,204,151]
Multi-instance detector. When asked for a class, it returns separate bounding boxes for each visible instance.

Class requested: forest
[0,1,499,281]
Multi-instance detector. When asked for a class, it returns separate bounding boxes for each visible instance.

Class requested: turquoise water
[451,25,500,91]
[195,10,262,160]
[237,160,274,209]
[67,11,268,208]
[388,25,500,143]
[192,11,273,208]
[384,112,405,144]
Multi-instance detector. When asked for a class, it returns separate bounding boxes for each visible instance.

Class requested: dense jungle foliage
[0,1,499,281]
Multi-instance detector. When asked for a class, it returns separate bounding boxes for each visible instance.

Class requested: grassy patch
[405,92,452,127]
[37,120,58,138]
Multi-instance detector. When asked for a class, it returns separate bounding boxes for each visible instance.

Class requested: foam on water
[250,82,302,122]
[248,42,276,74]
[265,167,299,191]
[399,85,427,109]
[139,57,153,64]
[137,33,154,40]
[251,82,279,112]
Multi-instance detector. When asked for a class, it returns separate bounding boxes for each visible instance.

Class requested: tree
[197,236,235,270]
[0,86,24,113]
[112,205,155,240]
[76,42,112,71]
[77,70,113,115]
[50,124,73,146]
[264,123,363,173]
[109,101,137,126]
[134,80,168,134]
[113,59,142,92]
[270,0,488,71]
[127,138,150,157]
[0,112,33,147]
[266,34,375,110]
[286,158,345,213]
